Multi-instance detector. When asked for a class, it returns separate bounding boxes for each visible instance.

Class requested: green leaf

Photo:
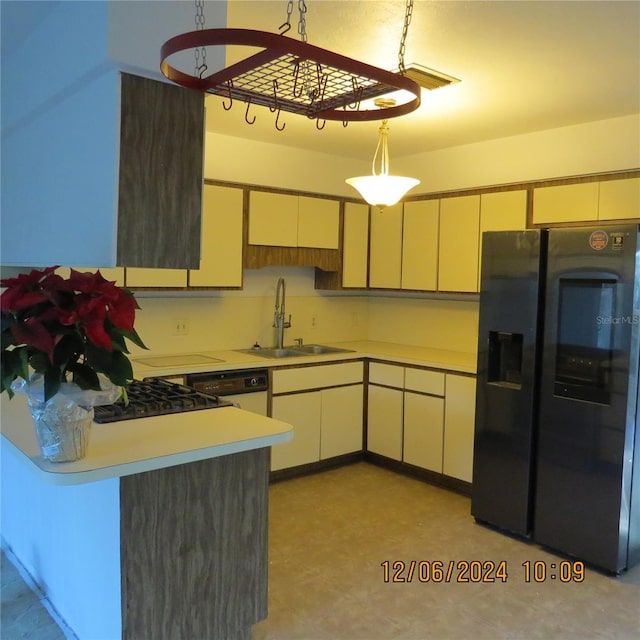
[44,367,62,401]
[118,326,148,351]
[106,351,133,386]
[69,363,101,391]
[29,351,50,373]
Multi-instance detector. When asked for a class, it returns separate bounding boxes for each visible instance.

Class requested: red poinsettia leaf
[0,266,59,289]
[0,288,49,312]
[107,294,137,332]
[10,318,56,362]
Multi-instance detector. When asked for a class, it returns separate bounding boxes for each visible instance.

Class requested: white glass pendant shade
[345,175,420,208]
[345,112,420,209]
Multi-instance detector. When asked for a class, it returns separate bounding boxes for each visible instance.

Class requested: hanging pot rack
[160,28,421,124]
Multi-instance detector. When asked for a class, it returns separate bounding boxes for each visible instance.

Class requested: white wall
[394,114,640,193]
[204,131,365,196]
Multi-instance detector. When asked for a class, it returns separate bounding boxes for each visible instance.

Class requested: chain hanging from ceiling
[160,0,421,131]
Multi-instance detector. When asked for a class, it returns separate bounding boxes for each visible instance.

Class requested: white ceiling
[204,0,640,159]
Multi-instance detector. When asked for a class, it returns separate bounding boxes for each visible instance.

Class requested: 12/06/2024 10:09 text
[381,560,585,583]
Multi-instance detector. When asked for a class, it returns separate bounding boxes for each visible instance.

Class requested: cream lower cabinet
[443,374,477,483]
[367,362,473,482]
[403,392,445,473]
[270,362,364,471]
[271,392,322,471]
[367,383,404,460]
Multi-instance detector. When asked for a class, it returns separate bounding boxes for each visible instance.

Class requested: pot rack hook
[245,99,256,125]
[269,79,280,113]
[222,80,233,111]
[316,117,326,131]
[275,109,286,131]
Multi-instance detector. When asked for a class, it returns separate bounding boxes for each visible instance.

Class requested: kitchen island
[0,395,292,640]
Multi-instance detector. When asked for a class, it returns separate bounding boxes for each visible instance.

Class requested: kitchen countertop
[131,341,477,379]
[1,396,293,486]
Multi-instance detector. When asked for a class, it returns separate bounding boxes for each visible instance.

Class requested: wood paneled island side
[0,396,292,640]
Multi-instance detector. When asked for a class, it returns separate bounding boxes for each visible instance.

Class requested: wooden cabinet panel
[443,375,476,482]
[532,182,599,224]
[117,73,204,269]
[480,190,527,232]
[125,268,187,288]
[271,392,322,470]
[248,192,298,247]
[369,203,403,289]
[598,178,640,220]
[342,203,370,288]
[438,195,480,292]
[403,392,445,473]
[402,200,439,291]
[297,197,340,249]
[189,185,243,287]
[320,385,364,459]
[367,384,404,460]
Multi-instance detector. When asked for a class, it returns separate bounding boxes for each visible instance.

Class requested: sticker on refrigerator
[611,233,624,251]
[588,230,608,251]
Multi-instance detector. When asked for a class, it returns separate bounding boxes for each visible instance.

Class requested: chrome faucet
[273,277,291,349]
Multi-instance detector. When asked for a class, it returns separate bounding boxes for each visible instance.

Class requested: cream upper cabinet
[480,190,527,233]
[297,196,340,249]
[248,191,339,248]
[598,178,640,221]
[369,203,403,289]
[125,267,187,288]
[438,195,481,293]
[401,200,439,291]
[532,182,599,224]
[342,202,370,288]
[248,191,298,247]
[189,185,243,287]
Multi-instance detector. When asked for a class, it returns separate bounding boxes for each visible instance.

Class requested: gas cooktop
[93,378,232,424]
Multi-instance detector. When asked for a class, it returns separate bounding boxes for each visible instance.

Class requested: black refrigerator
[472,225,640,574]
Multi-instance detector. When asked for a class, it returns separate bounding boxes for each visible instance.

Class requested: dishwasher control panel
[186,369,269,396]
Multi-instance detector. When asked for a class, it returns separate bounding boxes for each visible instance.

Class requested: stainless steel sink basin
[236,347,305,359]
[236,345,355,359]
[292,344,355,355]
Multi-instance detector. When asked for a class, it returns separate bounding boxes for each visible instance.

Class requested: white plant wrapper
[12,375,122,463]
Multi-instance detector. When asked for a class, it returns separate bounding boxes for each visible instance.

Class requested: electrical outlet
[173,319,189,335]
[311,315,317,329]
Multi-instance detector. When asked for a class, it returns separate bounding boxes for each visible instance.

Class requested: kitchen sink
[236,345,355,359]
[291,344,355,355]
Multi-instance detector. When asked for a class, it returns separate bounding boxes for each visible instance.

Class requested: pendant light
[345,98,420,209]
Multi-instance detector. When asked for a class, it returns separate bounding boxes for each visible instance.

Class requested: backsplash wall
[129,267,479,357]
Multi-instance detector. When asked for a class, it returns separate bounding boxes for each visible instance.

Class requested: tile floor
[2,462,639,639]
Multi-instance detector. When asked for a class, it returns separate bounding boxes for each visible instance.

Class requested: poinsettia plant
[1,266,147,401]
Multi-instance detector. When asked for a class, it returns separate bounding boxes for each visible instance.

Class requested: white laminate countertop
[130,341,477,379]
[1,396,293,486]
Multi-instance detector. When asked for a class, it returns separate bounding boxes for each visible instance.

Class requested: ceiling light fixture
[345,98,420,210]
